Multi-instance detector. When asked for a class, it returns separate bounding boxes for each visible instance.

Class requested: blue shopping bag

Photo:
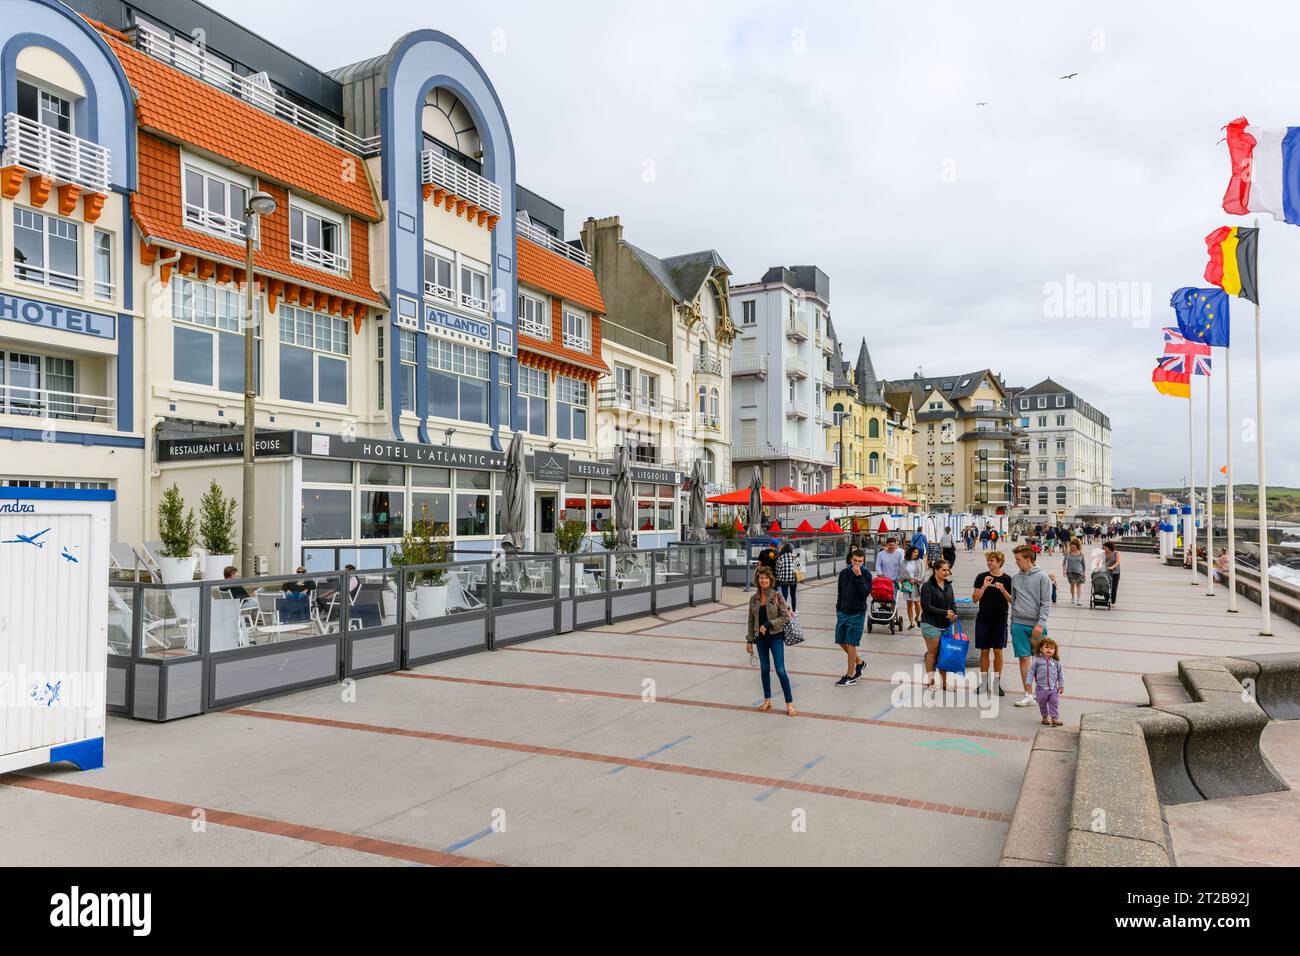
[936,621,969,674]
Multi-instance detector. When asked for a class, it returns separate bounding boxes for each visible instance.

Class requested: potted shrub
[554,518,588,555]
[198,479,239,581]
[598,518,619,552]
[157,483,198,583]
[391,511,448,618]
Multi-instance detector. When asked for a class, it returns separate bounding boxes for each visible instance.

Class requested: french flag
[1222,117,1300,224]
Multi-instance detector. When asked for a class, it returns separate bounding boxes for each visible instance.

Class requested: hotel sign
[157,431,295,462]
[298,432,506,469]
[424,305,490,342]
[530,452,570,483]
[0,292,115,340]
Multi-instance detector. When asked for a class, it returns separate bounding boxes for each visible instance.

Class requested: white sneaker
[1013,694,1035,707]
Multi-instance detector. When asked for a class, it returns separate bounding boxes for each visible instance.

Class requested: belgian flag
[1203,226,1259,304]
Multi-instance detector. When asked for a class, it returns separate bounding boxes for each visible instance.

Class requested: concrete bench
[1230,653,1300,720]
[999,729,1077,867]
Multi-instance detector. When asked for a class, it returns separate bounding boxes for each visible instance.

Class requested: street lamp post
[241,191,278,576]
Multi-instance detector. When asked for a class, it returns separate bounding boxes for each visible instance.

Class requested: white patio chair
[256,591,280,626]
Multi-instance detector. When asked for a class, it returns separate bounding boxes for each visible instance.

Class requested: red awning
[795,519,816,533]
[819,520,845,534]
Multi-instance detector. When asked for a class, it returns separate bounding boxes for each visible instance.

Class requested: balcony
[697,413,721,432]
[820,335,834,357]
[597,447,675,468]
[785,356,809,380]
[785,317,810,342]
[784,400,810,421]
[134,23,379,156]
[694,354,723,377]
[0,383,114,426]
[563,330,593,354]
[516,213,590,266]
[733,442,811,461]
[3,112,110,193]
[602,320,668,362]
[424,280,456,307]
[597,385,687,422]
[421,149,502,218]
[517,310,550,341]
[731,356,768,378]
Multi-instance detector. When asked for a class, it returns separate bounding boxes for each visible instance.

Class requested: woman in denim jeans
[746,566,796,716]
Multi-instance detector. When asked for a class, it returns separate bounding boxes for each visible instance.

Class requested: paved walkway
[3,548,1297,866]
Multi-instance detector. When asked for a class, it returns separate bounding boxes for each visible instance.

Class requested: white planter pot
[203,555,234,582]
[416,584,447,618]
[159,555,197,585]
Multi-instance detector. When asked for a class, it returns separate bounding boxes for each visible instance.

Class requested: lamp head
[248,192,277,217]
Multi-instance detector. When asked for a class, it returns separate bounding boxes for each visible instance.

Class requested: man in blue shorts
[834,548,871,686]
[1009,545,1053,707]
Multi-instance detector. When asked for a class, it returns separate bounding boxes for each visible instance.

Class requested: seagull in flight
[3,528,50,548]
[1059,72,1079,80]
[975,101,989,106]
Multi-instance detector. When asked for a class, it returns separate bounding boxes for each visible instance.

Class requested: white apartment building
[729,266,839,493]
[1014,378,1113,520]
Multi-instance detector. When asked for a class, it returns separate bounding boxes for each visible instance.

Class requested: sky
[207,0,1300,489]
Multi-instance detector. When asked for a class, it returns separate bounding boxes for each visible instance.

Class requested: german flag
[1203,226,1258,304]
[1152,355,1191,398]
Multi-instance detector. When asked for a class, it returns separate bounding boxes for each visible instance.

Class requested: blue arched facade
[380,31,516,449]
[0,0,138,437]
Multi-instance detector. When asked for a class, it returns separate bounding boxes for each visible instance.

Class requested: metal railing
[732,356,768,377]
[2,112,110,193]
[134,26,380,156]
[694,354,723,376]
[0,384,114,424]
[106,545,723,721]
[517,216,591,266]
[421,149,502,216]
[601,320,670,361]
[596,385,687,420]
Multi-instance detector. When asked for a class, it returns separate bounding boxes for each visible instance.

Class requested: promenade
[2,548,1297,866]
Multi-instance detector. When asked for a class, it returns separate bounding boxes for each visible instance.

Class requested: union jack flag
[1163,327,1212,375]
[1158,352,1212,376]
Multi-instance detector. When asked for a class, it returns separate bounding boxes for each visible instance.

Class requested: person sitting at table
[219,565,255,601]
[282,567,315,595]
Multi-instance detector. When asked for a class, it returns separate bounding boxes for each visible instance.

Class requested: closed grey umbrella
[688,457,708,543]
[614,446,635,552]
[746,466,764,538]
[499,430,528,553]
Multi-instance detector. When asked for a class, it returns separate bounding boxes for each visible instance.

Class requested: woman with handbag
[775,541,801,613]
[919,559,957,691]
[747,566,797,716]
[900,545,926,630]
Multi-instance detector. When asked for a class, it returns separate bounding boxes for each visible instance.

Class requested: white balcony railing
[424,281,455,306]
[785,356,809,379]
[563,331,592,354]
[134,24,380,156]
[518,312,550,340]
[15,263,81,295]
[516,214,591,266]
[784,400,810,420]
[697,413,721,431]
[0,384,114,425]
[694,354,723,376]
[184,203,255,243]
[3,113,110,193]
[290,240,349,275]
[460,292,489,313]
[731,356,768,377]
[785,317,810,342]
[597,386,687,421]
[733,442,811,461]
[421,149,502,216]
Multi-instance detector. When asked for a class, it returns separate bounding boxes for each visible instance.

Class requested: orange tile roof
[133,134,384,307]
[98,26,380,222]
[517,236,606,314]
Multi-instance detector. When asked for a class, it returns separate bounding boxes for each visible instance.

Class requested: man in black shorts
[971,550,1013,697]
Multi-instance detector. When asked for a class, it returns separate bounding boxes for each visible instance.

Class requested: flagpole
[1225,338,1238,612]
[1188,381,1197,585]
[1206,371,1214,597]
[1252,217,1273,635]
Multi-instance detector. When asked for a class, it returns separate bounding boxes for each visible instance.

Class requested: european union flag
[1171,287,1230,347]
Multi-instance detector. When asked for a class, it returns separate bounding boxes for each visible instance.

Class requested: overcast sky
[209,0,1300,489]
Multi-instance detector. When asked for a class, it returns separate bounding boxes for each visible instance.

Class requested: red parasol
[878,518,890,533]
[707,486,797,505]
[777,486,817,504]
[806,483,897,506]
[819,519,845,534]
[795,519,816,533]
[768,520,782,533]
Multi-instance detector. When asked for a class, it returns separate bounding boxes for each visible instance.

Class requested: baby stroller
[1090,568,1113,609]
[866,576,902,634]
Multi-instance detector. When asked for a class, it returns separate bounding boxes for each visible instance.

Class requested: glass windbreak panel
[573,555,608,593]
[360,489,404,539]
[496,556,553,603]
[209,575,337,648]
[344,569,398,632]
[302,459,352,484]
[456,493,490,536]
[612,552,650,589]
[301,488,351,541]
[139,585,202,660]
[107,585,135,655]
[406,560,487,621]
[360,463,404,486]
[411,466,451,488]
[411,491,450,537]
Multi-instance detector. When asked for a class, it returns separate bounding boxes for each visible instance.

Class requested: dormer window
[182,157,253,242]
[290,199,348,274]
[17,80,71,133]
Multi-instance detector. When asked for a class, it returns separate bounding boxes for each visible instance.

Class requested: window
[710,387,720,420]
[1037,415,1047,428]
[518,293,549,339]
[290,202,348,273]
[556,375,588,441]
[455,469,492,536]
[833,442,842,466]
[93,230,113,301]
[1056,396,1066,407]
[0,351,79,418]
[516,365,549,436]
[832,403,845,426]
[459,264,489,312]
[428,339,490,423]
[171,277,261,393]
[13,208,79,293]
[279,305,350,405]
[1056,460,1067,478]
[697,385,707,414]
[1037,486,1049,506]
[869,418,880,439]
[868,452,880,475]
[742,301,755,325]
[424,250,454,303]
[1056,414,1066,427]
[1037,439,1047,453]
[301,487,352,541]
[1056,439,1066,453]
[563,309,591,352]
[1020,399,1029,410]
[497,357,512,430]
[1038,461,1047,475]
[16,80,71,133]
[183,162,251,241]
[397,330,417,412]
[1056,485,1068,506]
